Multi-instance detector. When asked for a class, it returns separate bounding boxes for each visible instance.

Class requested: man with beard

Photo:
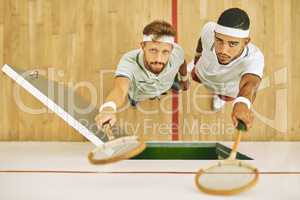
[96,20,188,128]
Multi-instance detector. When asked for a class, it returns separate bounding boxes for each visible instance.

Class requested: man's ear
[140,42,145,49]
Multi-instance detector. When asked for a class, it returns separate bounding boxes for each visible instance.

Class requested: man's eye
[150,49,158,53]
[229,42,238,47]
[216,39,222,44]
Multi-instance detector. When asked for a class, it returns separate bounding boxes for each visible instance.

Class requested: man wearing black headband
[191,8,264,129]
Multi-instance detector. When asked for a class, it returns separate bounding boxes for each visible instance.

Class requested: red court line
[0,170,300,175]
[172,0,178,38]
[171,0,179,141]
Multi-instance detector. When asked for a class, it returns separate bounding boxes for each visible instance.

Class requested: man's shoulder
[202,22,216,33]
[169,43,185,67]
[200,22,216,50]
[243,43,264,62]
[171,44,184,57]
[120,49,141,63]
[116,49,141,78]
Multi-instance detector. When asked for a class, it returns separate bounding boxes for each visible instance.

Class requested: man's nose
[155,52,163,63]
[219,43,230,55]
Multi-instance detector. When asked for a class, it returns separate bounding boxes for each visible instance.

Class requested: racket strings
[88,135,146,165]
[109,139,137,156]
[200,165,256,189]
[195,161,259,195]
[88,122,145,165]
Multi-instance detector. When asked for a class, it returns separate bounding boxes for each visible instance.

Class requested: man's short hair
[217,8,250,30]
[143,20,176,39]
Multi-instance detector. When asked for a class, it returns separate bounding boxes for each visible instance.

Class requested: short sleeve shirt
[115,44,185,101]
[195,22,265,98]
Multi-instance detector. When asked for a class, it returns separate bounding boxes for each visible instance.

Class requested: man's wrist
[180,74,189,82]
[233,96,251,109]
[99,101,117,112]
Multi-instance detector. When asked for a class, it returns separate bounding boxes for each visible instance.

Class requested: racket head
[195,160,259,196]
[88,136,146,165]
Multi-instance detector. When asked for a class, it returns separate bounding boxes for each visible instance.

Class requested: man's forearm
[104,86,128,108]
[232,75,261,128]
[238,80,260,103]
[194,38,203,64]
[101,77,130,111]
[196,37,203,53]
[179,60,187,76]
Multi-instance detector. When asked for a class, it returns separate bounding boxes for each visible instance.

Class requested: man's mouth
[217,54,230,60]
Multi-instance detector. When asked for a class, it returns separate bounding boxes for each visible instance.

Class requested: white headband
[215,24,250,38]
[143,34,175,45]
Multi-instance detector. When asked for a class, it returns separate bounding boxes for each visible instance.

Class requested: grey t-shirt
[115,44,185,101]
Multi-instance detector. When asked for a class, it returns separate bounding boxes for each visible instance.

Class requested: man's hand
[95,107,117,129]
[231,102,253,130]
[180,80,190,91]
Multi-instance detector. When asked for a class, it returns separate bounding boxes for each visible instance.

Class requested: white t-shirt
[194,22,265,98]
[115,44,185,101]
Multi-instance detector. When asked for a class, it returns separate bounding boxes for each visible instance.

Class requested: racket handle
[229,120,246,160]
[103,123,115,140]
[236,119,247,132]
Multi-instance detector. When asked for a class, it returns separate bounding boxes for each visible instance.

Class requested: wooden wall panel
[290,0,300,138]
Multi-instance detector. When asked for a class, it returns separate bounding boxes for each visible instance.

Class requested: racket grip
[237,119,247,132]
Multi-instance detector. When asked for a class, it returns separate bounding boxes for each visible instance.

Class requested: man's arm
[104,76,130,108]
[179,60,187,77]
[238,74,261,103]
[231,74,261,129]
[178,60,190,91]
[95,76,130,128]
[194,37,203,65]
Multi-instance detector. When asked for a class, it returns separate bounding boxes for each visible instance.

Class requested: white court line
[1,64,104,147]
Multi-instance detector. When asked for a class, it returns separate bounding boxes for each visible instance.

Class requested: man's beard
[216,53,231,65]
[145,61,167,74]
